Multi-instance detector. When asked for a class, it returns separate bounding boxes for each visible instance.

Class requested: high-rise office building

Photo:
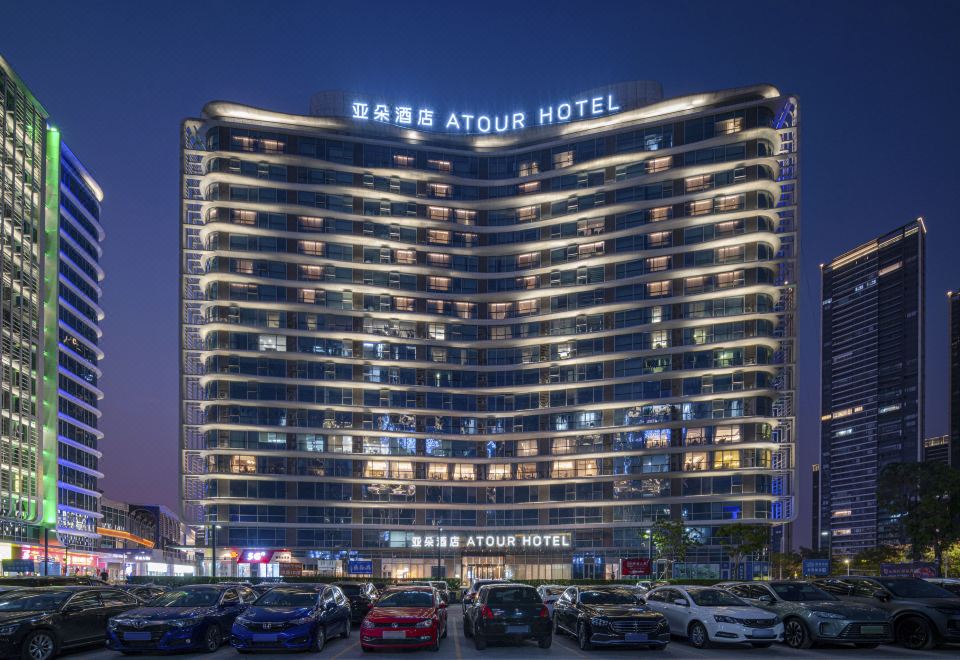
[921,435,951,466]
[950,290,960,467]
[181,82,799,580]
[0,54,105,568]
[811,463,821,551]
[819,219,925,558]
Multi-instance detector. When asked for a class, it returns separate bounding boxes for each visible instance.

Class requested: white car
[537,584,567,616]
[644,585,784,648]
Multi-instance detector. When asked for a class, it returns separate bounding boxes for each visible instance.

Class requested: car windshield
[0,591,71,611]
[336,584,363,595]
[487,588,540,605]
[689,589,746,607]
[376,590,434,607]
[876,579,955,598]
[579,589,639,605]
[150,589,219,607]
[770,583,837,602]
[255,589,318,607]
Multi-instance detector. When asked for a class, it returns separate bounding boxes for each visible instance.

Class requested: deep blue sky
[2,0,957,548]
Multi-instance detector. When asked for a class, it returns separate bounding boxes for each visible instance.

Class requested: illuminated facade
[0,55,105,559]
[819,219,925,557]
[181,82,799,579]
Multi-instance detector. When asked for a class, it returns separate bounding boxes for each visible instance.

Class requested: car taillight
[481,606,494,620]
[539,606,549,618]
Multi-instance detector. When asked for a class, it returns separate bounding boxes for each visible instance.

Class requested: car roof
[11,586,112,592]
[479,583,533,590]
[384,585,433,592]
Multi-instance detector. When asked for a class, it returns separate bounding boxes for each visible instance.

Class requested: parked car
[925,578,960,597]
[428,581,450,604]
[332,582,379,623]
[230,584,351,652]
[552,584,668,650]
[107,583,255,653]
[117,584,168,603]
[644,585,784,649]
[461,579,508,615]
[813,576,960,649]
[250,582,288,596]
[464,583,552,650]
[359,585,447,652]
[0,586,141,660]
[723,580,892,648]
[536,585,566,616]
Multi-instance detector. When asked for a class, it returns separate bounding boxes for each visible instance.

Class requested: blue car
[231,584,351,652]
[107,584,256,653]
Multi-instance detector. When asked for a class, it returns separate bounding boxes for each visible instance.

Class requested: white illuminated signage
[350,95,621,134]
[407,533,571,549]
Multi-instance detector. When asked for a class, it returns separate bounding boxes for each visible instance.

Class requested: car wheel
[21,631,56,660]
[474,630,487,651]
[784,618,813,649]
[538,635,552,649]
[342,619,351,639]
[577,622,592,650]
[312,625,326,652]
[688,621,710,649]
[897,616,936,650]
[202,625,222,653]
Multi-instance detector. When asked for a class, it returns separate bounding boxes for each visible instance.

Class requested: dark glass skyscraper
[819,219,925,558]
[950,290,960,468]
[181,82,799,580]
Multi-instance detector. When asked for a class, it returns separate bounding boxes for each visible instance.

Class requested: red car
[360,586,448,652]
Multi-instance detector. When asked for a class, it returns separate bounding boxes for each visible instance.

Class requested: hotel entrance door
[463,556,505,581]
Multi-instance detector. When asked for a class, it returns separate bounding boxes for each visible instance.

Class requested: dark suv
[463,583,551,650]
[813,576,960,649]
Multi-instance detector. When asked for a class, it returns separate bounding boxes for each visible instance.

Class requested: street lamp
[844,558,850,576]
[435,525,443,580]
[209,524,223,578]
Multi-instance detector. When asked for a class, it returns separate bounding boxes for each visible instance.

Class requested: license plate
[751,629,775,638]
[252,634,278,642]
[383,630,407,639]
[122,632,151,641]
[625,632,649,642]
[861,625,884,635]
[506,625,529,634]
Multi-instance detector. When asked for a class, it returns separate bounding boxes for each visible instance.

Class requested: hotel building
[1,54,106,571]
[180,81,799,580]
[820,219,925,558]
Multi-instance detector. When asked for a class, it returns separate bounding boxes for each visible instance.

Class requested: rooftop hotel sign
[350,95,621,134]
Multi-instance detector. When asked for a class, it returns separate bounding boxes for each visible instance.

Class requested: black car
[552,585,669,650]
[250,582,288,596]
[107,584,256,653]
[118,584,168,603]
[332,582,378,623]
[814,576,960,649]
[463,583,552,650]
[0,586,141,660]
[461,579,508,615]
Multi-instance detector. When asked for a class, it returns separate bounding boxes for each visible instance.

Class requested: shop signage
[1,559,35,573]
[280,562,304,577]
[620,558,651,577]
[407,533,571,549]
[238,549,276,564]
[350,95,621,134]
[348,560,373,574]
[880,562,938,578]
[801,559,830,577]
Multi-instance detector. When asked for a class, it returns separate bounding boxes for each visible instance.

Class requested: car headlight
[656,617,669,631]
[234,617,250,627]
[590,617,610,628]
[169,619,196,628]
[0,624,19,636]
[934,607,960,616]
[714,615,739,624]
[361,619,375,629]
[811,611,846,620]
[108,619,121,630]
[415,619,435,628]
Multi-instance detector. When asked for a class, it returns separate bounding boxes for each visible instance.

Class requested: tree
[651,519,700,577]
[770,551,802,579]
[878,461,960,574]
[717,523,769,579]
[851,546,904,575]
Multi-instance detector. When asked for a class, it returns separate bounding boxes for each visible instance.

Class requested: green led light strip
[40,127,60,528]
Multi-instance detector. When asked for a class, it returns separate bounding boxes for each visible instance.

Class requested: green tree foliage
[877,461,960,574]
[716,523,769,579]
[651,519,700,575]
[850,546,904,575]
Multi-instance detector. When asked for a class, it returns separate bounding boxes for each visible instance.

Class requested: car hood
[583,604,660,618]
[116,606,213,621]
[243,606,314,622]
[705,606,776,619]
[368,607,435,620]
[794,601,887,619]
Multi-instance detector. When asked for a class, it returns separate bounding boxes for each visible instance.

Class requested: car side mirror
[758,595,774,604]
[673,599,688,607]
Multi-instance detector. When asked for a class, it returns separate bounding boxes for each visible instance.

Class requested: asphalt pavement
[63,608,957,660]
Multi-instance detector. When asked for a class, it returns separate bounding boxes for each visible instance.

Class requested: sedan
[107,584,254,653]
[925,578,960,597]
[231,584,351,652]
[360,586,447,652]
[552,585,669,650]
[464,583,552,650]
[644,585,784,649]
[723,580,892,648]
[0,587,141,660]
[332,582,379,623]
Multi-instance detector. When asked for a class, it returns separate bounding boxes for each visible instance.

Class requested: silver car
[724,581,892,649]
[536,584,566,616]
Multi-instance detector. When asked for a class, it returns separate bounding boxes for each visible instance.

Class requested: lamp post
[435,523,443,579]
[209,524,223,579]
[844,558,850,576]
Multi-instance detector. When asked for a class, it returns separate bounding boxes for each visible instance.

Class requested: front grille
[117,624,166,634]
[245,622,294,632]
[609,620,660,633]
[370,621,419,629]
[741,618,777,628]
[837,623,891,639]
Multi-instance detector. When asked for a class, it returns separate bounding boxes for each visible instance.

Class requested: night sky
[2,0,957,548]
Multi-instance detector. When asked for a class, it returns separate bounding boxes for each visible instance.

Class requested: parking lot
[62,607,959,660]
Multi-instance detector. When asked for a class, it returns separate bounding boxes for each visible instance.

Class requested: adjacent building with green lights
[1,55,105,570]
